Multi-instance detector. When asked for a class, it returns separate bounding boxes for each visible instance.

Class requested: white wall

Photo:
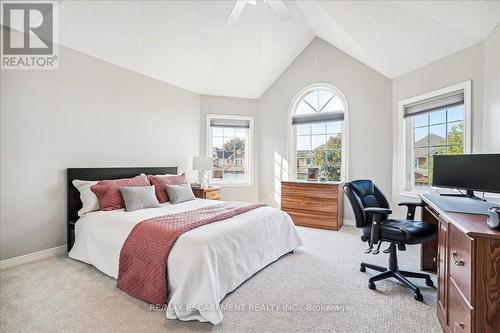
[483,24,500,152]
[392,30,500,215]
[199,95,259,202]
[257,38,393,220]
[0,44,200,260]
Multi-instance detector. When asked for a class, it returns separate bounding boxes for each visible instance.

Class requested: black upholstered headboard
[67,167,177,222]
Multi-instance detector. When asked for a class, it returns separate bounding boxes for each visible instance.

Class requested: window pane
[323,95,344,112]
[311,122,326,135]
[447,105,464,122]
[212,127,223,136]
[414,127,428,147]
[323,149,342,181]
[318,90,334,111]
[304,91,319,112]
[223,137,234,148]
[429,109,446,125]
[297,136,310,150]
[311,135,326,150]
[296,151,310,179]
[447,121,464,146]
[212,137,223,149]
[414,114,428,128]
[223,127,235,137]
[234,128,247,138]
[295,100,315,115]
[428,147,446,184]
[429,124,446,145]
[447,145,464,155]
[209,121,251,184]
[326,134,342,150]
[413,147,429,187]
[296,124,311,135]
[327,121,342,134]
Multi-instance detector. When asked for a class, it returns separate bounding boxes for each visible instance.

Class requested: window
[207,115,253,185]
[399,81,471,194]
[291,85,347,182]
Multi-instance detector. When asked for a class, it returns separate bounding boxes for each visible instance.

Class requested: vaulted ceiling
[55,1,500,98]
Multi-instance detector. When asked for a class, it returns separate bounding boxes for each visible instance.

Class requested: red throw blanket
[117,202,266,304]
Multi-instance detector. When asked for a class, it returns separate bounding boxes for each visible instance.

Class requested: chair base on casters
[359,243,434,302]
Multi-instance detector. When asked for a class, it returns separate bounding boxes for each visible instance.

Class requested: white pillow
[72,179,100,217]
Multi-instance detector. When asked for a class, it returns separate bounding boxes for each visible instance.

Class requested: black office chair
[343,180,437,301]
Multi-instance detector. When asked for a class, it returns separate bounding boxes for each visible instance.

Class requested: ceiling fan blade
[226,0,248,25]
[266,0,290,21]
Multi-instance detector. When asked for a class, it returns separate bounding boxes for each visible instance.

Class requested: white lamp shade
[193,156,214,170]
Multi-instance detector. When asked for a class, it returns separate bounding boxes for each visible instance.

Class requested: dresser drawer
[447,279,473,333]
[281,196,336,214]
[281,183,338,200]
[283,208,338,230]
[448,224,473,304]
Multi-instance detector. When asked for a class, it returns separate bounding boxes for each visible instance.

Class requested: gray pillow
[165,183,195,204]
[120,186,160,212]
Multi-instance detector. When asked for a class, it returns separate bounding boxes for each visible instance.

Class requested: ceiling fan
[226,0,290,25]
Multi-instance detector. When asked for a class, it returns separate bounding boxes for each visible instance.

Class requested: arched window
[291,84,347,182]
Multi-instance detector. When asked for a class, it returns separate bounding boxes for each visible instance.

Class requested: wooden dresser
[280,180,343,230]
[420,195,500,333]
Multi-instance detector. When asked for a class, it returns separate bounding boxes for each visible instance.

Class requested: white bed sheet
[69,199,303,324]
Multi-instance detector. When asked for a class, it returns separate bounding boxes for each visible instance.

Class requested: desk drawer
[448,224,473,304]
[447,279,472,333]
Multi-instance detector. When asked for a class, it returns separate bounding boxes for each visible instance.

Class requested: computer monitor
[432,154,500,199]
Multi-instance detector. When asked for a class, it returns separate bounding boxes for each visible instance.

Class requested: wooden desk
[420,194,500,333]
[280,180,343,230]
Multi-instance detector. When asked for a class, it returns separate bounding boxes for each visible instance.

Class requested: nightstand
[191,185,221,200]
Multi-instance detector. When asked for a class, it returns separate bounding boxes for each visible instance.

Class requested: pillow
[119,186,160,212]
[165,183,195,204]
[148,174,187,203]
[91,175,150,211]
[72,179,99,217]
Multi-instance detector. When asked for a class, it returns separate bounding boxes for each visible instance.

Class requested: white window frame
[396,80,472,198]
[206,114,254,186]
[288,83,349,182]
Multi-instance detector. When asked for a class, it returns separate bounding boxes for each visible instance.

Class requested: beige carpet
[0,226,441,333]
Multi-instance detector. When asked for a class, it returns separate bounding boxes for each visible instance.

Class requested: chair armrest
[364,207,392,215]
[398,201,424,220]
[363,207,391,244]
[398,201,425,207]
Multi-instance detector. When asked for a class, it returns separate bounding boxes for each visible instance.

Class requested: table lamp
[193,156,214,189]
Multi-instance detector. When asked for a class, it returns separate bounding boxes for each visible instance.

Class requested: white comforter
[69,199,303,324]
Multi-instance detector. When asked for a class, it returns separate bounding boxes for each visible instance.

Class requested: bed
[66,167,303,324]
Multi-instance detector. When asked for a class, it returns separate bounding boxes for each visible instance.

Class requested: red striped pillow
[91,176,150,211]
[148,174,187,203]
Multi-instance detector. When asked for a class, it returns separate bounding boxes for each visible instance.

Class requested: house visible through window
[403,90,467,192]
[207,115,253,184]
[292,86,346,181]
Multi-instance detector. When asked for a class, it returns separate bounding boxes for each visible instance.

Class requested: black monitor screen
[432,154,500,194]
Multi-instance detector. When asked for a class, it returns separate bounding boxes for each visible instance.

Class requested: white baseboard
[343,218,355,226]
[0,245,66,270]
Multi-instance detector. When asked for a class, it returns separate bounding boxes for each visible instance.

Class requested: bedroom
[1,1,500,332]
